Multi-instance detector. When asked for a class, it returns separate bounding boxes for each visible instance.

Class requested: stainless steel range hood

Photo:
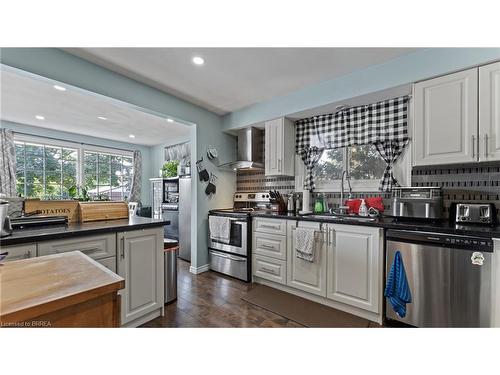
[220,127,264,171]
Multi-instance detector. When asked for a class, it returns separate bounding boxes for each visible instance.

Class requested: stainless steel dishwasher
[386,230,496,327]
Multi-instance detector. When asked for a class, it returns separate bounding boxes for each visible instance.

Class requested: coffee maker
[0,199,13,238]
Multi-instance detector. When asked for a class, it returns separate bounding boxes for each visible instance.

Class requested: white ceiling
[64,48,420,115]
[0,67,191,146]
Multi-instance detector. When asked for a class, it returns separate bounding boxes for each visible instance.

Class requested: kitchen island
[0,216,170,327]
[0,251,124,327]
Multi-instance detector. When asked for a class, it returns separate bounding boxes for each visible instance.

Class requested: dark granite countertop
[251,212,500,238]
[0,216,170,246]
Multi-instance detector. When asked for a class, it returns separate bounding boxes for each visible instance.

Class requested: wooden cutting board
[78,201,129,222]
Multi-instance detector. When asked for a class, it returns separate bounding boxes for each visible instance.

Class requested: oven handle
[210,251,246,262]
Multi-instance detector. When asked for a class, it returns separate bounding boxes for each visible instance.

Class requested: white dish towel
[295,227,317,262]
[209,216,231,243]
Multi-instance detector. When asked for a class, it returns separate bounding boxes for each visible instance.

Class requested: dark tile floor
[141,259,382,328]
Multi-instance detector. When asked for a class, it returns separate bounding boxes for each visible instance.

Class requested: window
[83,151,133,201]
[312,144,386,191]
[14,135,133,201]
[15,141,78,199]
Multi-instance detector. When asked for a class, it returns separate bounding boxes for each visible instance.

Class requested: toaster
[454,203,497,225]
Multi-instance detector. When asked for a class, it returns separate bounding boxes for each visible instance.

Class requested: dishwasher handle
[386,230,493,252]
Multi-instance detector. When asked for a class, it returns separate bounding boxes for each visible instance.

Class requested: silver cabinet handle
[120,236,125,259]
[278,159,282,172]
[261,224,279,230]
[260,267,276,275]
[260,244,275,250]
[484,133,488,158]
[472,135,476,159]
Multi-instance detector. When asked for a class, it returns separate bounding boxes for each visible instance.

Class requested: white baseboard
[189,263,210,274]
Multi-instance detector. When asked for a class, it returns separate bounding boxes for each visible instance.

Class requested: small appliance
[452,203,497,225]
[0,199,13,238]
[391,187,443,220]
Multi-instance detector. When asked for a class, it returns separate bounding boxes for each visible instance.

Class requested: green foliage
[162,160,179,177]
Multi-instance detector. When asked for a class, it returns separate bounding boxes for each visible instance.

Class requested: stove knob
[262,194,265,198]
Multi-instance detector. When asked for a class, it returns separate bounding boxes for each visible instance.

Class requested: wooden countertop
[0,251,125,324]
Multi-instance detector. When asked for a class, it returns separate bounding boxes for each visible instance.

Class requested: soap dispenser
[358,199,368,217]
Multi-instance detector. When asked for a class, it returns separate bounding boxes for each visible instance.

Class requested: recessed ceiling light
[97,116,107,120]
[35,115,45,120]
[192,56,205,66]
[53,85,66,91]
[129,134,135,139]
[166,118,174,123]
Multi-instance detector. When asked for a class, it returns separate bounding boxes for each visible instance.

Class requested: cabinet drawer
[254,255,287,285]
[253,232,287,260]
[253,218,287,235]
[98,256,117,273]
[0,243,36,262]
[38,233,116,260]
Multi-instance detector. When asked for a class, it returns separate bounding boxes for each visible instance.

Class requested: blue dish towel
[384,251,412,318]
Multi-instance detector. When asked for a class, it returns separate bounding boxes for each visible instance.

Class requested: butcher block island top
[0,251,125,327]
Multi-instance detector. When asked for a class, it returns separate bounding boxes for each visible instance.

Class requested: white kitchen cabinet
[117,227,164,326]
[253,217,287,235]
[414,68,478,165]
[253,231,287,260]
[0,243,36,262]
[286,221,327,297]
[479,61,500,161]
[265,117,295,176]
[326,224,383,314]
[253,254,287,285]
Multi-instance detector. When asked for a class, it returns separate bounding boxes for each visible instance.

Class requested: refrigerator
[178,176,191,262]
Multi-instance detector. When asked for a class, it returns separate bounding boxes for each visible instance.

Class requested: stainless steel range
[208,192,272,282]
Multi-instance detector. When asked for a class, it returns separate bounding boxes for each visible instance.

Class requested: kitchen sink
[304,214,377,222]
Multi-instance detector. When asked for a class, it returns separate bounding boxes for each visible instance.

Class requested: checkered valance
[295,96,410,191]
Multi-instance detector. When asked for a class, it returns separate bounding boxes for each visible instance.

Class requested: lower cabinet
[326,224,383,314]
[286,221,327,297]
[254,254,287,285]
[0,243,36,262]
[117,228,164,325]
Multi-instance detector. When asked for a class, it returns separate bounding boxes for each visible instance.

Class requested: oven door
[208,216,248,256]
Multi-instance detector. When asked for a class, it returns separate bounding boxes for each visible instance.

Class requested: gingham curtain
[298,146,324,191]
[295,96,409,191]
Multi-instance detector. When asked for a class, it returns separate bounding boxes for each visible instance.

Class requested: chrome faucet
[335,170,352,215]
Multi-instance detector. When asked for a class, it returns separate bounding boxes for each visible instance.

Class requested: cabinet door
[479,61,500,161]
[265,118,282,175]
[0,243,36,262]
[414,68,478,165]
[327,224,382,313]
[117,228,164,325]
[286,221,327,297]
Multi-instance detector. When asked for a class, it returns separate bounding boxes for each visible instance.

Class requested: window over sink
[311,144,386,191]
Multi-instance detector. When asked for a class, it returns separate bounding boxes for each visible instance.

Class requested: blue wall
[0,48,237,269]
[223,48,500,130]
[1,120,153,205]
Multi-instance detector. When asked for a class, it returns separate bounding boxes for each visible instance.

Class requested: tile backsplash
[236,161,500,218]
[236,170,295,194]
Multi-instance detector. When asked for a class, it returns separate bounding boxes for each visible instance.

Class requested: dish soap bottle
[358,199,368,217]
[314,194,324,213]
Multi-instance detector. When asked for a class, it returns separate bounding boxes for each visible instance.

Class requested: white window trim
[13,133,134,200]
[295,148,384,193]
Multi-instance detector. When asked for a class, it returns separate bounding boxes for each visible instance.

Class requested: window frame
[295,146,384,193]
[13,134,134,201]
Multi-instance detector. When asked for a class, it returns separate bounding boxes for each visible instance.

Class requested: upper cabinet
[265,117,295,176]
[479,61,500,161]
[413,68,478,166]
[414,61,500,166]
